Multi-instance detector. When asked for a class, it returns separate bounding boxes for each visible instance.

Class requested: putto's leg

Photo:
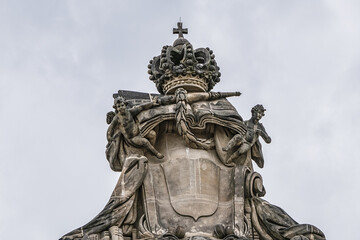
[146,130,157,146]
[223,134,243,152]
[226,149,241,164]
[238,142,251,154]
[131,136,164,159]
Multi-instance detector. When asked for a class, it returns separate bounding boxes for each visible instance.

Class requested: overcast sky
[0,0,359,239]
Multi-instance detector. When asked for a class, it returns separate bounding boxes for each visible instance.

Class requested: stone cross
[173,21,188,38]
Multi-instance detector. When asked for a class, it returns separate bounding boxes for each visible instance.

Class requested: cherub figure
[107,96,164,159]
[222,104,271,166]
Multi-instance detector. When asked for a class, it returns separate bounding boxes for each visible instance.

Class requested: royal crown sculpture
[60,21,326,240]
[148,22,220,95]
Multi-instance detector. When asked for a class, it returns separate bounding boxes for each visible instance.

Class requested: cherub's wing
[106,111,115,124]
[251,140,264,168]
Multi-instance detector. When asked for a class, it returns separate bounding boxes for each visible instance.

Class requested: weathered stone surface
[60,22,326,240]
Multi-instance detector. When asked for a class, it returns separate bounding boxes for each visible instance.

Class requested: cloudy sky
[0,0,359,239]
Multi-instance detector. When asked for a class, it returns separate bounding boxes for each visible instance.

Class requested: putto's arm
[257,123,271,144]
[130,99,159,116]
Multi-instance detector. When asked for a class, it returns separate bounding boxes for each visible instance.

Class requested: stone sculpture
[222,104,271,167]
[106,96,164,171]
[60,22,326,240]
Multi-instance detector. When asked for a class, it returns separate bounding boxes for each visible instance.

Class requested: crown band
[163,75,208,94]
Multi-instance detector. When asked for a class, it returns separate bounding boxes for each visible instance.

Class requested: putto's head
[251,104,266,113]
[113,97,128,114]
[251,104,266,120]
